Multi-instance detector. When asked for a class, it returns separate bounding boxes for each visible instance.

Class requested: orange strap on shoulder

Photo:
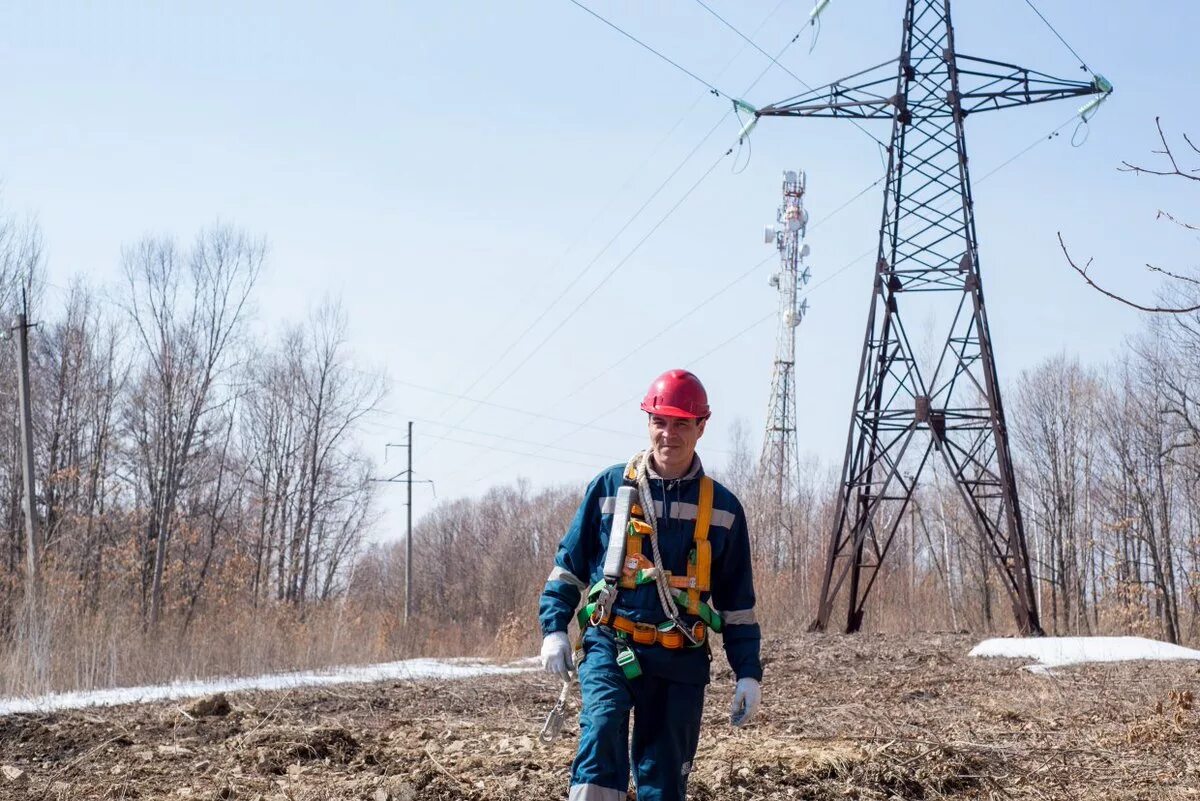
[619,509,652,589]
[685,477,714,614]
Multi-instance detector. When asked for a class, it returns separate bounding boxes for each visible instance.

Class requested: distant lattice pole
[757,171,811,570]
[756,0,1111,635]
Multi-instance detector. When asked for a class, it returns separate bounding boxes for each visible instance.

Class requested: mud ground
[1,633,1198,800]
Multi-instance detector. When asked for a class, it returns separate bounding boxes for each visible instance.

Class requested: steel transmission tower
[755,0,1111,634]
[757,171,812,552]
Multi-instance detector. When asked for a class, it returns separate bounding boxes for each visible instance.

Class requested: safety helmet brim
[640,401,707,419]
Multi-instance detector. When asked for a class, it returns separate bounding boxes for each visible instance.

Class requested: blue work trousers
[569,633,706,801]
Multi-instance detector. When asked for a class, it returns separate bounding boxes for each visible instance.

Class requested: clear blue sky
[2,1,1197,540]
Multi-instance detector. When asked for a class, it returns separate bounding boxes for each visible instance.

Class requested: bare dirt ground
[1,632,1198,800]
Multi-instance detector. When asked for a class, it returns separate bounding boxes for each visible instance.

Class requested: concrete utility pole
[14,311,39,593]
[375,422,434,624]
[14,302,47,687]
[405,421,413,623]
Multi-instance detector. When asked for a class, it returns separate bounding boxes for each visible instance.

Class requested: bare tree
[121,225,263,627]
[1012,354,1101,634]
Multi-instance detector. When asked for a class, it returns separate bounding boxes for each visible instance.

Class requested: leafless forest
[0,215,386,696]
[1,130,1198,699]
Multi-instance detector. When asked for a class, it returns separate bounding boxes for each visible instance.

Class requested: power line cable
[426,170,890,483]
[421,3,930,463]
[440,132,736,439]
[432,433,603,469]
[556,252,778,404]
[366,415,638,460]
[437,8,820,423]
[383,378,642,438]
[564,0,736,100]
[456,394,638,485]
[475,141,736,393]
[461,310,776,487]
[430,119,705,423]
[689,0,889,152]
[442,110,729,417]
[1021,0,1091,72]
[390,175,885,479]
[451,111,1083,487]
[432,171,888,482]
[974,112,1078,181]
[425,0,792,431]
[482,172,886,426]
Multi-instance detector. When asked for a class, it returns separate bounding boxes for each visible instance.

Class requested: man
[538,369,762,801]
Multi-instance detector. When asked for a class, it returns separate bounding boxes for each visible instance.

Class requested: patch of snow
[970,636,1200,674]
[507,656,541,668]
[0,657,537,716]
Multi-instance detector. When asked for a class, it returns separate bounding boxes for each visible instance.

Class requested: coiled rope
[624,450,697,644]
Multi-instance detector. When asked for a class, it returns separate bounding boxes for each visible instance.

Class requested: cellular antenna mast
[754,0,1111,635]
[758,171,812,556]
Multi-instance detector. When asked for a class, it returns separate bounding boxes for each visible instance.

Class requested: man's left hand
[730,677,761,726]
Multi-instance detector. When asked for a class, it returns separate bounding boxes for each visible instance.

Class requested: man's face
[647,414,706,476]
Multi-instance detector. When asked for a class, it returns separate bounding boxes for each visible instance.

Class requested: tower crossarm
[955,55,1108,115]
[757,57,1108,121]
[757,60,902,120]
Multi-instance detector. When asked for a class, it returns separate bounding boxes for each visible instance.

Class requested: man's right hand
[539,631,573,679]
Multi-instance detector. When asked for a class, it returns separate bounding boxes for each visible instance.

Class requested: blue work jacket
[539,455,763,686]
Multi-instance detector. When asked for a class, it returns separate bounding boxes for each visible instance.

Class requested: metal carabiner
[538,678,574,745]
[674,618,700,647]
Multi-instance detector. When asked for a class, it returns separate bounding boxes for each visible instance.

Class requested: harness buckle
[590,582,618,625]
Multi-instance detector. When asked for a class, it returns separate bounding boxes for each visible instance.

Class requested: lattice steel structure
[757,171,812,552]
[757,0,1110,634]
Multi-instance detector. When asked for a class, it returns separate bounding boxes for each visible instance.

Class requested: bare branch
[1146,264,1200,286]
[1118,117,1200,181]
[1058,233,1200,313]
[1155,209,1199,231]
[1185,131,1200,157]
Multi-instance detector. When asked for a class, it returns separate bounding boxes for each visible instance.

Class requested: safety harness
[574,451,724,680]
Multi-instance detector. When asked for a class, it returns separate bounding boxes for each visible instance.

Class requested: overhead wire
[544,170,887,410]
[689,0,889,154]
[455,110,1086,488]
[419,0,1052,480]
[365,415,637,461]
[426,110,732,427]
[462,140,738,402]
[564,0,736,101]
[419,0,792,436]
[432,169,891,484]
[434,3,834,423]
[460,309,776,487]
[430,434,601,469]
[382,378,643,438]
[437,169,891,485]
[1020,0,1091,72]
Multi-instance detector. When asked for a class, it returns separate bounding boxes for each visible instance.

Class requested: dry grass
[2,560,1196,702]
[0,593,504,698]
[1,632,1198,800]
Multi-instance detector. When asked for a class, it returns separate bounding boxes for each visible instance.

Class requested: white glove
[730,677,761,727]
[540,632,573,679]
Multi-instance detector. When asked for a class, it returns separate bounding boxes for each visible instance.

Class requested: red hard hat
[640,369,710,419]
